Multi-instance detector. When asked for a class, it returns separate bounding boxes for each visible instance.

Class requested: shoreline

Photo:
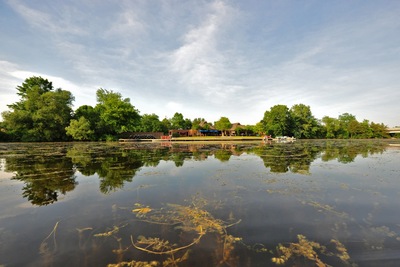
[119,136,263,143]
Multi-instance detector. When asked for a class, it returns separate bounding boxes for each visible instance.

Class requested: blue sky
[1,0,399,127]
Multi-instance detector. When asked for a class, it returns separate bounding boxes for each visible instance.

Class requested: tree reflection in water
[0,140,397,266]
[0,140,389,205]
[3,144,76,205]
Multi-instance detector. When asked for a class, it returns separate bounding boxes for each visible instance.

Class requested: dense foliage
[1,77,74,141]
[214,117,232,136]
[257,105,389,139]
[0,76,394,141]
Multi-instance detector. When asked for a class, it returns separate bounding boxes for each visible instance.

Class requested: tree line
[0,76,392,142]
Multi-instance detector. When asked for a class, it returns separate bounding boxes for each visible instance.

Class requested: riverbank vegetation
[0,76,393,142]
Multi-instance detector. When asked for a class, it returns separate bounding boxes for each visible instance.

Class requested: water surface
[0,140,399,266]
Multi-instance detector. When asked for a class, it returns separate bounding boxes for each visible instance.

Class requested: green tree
[348,120,361,138]
[65,117,94,140]
[139,113,166,132]
[338,113,357,138]
[161,117,172,133]
[289,104,320,138]
[184,118,193,130]
[94,88,140,138]
[262,105,291,137]
[169,112,187,130]
[73,105,100,140]
[14,76,53,100]
[192,118,206,130]
[357,120,372,138]
[214,117,232,136]
[253,122,265,136]
[321,116,341,138]
[75,105,99,126]
[370,122,389,138]
[1,76,74,141]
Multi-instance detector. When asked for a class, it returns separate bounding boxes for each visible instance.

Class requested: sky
[1,0,399,127]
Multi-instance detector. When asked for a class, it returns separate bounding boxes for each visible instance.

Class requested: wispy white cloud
[7,0,87,35]
[2,0,399,126]
[0,63,97,114]
[240,2,400,124]
[105,4,146,37]
[168,0,245,100]
[0,61,22,106]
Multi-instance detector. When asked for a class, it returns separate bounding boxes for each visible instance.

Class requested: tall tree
[1,76,74,141]
[322,116,341,138]
[214,117,232,136]
[75,105,99,123]
[357,120,373,138]
[262,105,292,137]
[289,104,320,138]
[338,113,357,138]
[370,122,389,138]
[348,120,361,138]
[253,122,265,136]
[94,89,140,138]
[184,118,193,130]
[73,105,100,139]
[161,117,172,133]
[14,76,53,100]
[139,113,166,133]
[169,112,187,130]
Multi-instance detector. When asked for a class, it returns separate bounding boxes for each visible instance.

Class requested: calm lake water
[0,140,399,267]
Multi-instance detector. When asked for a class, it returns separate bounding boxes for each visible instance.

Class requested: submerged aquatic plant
[107,260,159,267]
[38,199,358,266]
[39,221,60,267]
[272,234,326,266]
[271,235,356,267]
[130,201,242,266]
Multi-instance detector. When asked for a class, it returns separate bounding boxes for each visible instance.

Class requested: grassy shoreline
[119,136,263,143]
[170,136,263,141]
